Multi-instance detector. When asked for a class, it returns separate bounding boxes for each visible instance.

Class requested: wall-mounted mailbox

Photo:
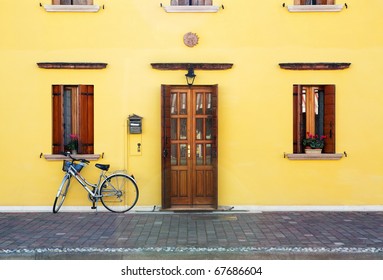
[128,114,143,134]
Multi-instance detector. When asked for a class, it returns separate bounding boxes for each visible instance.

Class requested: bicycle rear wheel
[100,174,139,213]
[53,174,71,213]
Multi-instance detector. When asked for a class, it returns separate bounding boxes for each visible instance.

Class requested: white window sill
[287,5,344,12]
[44,154,101,161]
[43,5,100,12]
[285,153,344,160]
[163,6,220,13]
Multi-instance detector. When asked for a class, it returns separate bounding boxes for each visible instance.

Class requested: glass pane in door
[180,144,187,165]
[180,93,187,114]
[171,144,177,165]
[205,93,212,115]
[196,93,203,114]
[180,118,187,140]
[171,119,177,140]
[196,118,203,140]
[205,118,212,140]
[171,93,178,115]
[196,144,204,165]
[206,144,212,165]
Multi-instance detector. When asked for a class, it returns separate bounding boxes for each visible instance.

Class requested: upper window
[52,0,94,4]
[294,0,335,4]
[293,85,335,154]
[52,85,94,155]
[171,0,213,5]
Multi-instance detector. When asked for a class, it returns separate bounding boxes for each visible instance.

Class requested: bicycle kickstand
[91,199,99,213]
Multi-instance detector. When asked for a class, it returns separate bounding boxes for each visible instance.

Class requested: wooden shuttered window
[52,85,64,154]
[293,85,335,154]
[171,0,213,5]
[79,85,94,154]
[161,85,172,209]
[52,0,94,4]
[322,85,335,153]
[52,85,94,154]
[294,0,335,4]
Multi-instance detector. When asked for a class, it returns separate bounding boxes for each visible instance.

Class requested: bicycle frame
[66,164,107,199]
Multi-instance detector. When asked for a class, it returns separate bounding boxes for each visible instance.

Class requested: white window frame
[43,0,100,12]
[288,1,344,12]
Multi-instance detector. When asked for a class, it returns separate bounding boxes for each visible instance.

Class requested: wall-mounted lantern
[185,66,196,86]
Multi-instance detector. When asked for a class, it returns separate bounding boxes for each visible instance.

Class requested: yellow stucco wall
[1,1,383,209]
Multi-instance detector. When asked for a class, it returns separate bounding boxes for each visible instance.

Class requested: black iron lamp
[185,66,196,86]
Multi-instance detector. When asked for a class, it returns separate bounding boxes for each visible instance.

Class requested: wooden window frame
[164,0,219,12]
[294,0,335,5]
[170,0,213,5]
[52,85,94,155]
[52,0,94,5]
[288,0,344,12]
[286,84,343,160]
[43,1,100,12]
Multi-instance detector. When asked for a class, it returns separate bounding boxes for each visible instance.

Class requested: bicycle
[53,152,139,213]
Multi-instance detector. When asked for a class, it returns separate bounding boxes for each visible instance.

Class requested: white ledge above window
[163,6,220,13]
[43,5,100,12]
[287,5,344,12]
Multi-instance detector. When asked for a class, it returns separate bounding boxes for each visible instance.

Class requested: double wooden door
[161,85,218,209]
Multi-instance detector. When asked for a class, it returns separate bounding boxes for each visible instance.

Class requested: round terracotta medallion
[183,32,199,47]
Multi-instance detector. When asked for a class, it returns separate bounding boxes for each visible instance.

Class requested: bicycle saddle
[95,164,110,171]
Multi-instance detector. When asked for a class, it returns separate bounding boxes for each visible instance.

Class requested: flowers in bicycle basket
[302,132,326,149]
[65,134,78,153]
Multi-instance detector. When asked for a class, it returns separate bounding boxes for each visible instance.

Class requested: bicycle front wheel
[53,174,71,213]
[100,174,139,213]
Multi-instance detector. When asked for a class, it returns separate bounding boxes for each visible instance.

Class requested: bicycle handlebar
[61,151,90,164]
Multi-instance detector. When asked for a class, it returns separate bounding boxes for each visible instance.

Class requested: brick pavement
[0,211,383,259]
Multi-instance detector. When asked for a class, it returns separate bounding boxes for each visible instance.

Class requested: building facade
[1,0,383,211]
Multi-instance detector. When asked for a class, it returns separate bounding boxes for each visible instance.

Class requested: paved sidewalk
[0,211,383,259]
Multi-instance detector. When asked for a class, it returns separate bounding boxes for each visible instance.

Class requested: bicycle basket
[74,162,85,173]
[62,160,71,172]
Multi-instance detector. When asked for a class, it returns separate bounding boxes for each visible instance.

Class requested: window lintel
[37,62,107,69]
[279,63,351,70]
[151,63,233,70]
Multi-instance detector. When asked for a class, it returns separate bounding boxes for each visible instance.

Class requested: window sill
[287,5,344,12]
[44,154,101,161]
[163,6,220,13]
[285,153,344,160]
[43,5,100,12]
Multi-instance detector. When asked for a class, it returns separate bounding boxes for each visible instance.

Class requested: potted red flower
[302,132,326,154]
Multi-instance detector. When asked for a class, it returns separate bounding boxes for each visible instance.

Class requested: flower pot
[71,149,77,155]
[305,148,322,154]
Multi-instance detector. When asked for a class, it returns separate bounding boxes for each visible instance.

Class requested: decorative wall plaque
[183,32,199,47]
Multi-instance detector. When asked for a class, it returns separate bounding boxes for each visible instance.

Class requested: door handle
[188,145,191,158]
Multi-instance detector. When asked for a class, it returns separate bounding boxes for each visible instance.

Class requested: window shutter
[52,85,64,154]
[161,85,172,209]
[323,85,335,153]
[293,85,304,153]
[79,85,94,154]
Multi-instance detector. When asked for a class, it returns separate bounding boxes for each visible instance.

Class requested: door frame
[161,85,218,210]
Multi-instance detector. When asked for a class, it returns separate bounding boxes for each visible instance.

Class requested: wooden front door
[161,85,218,210]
